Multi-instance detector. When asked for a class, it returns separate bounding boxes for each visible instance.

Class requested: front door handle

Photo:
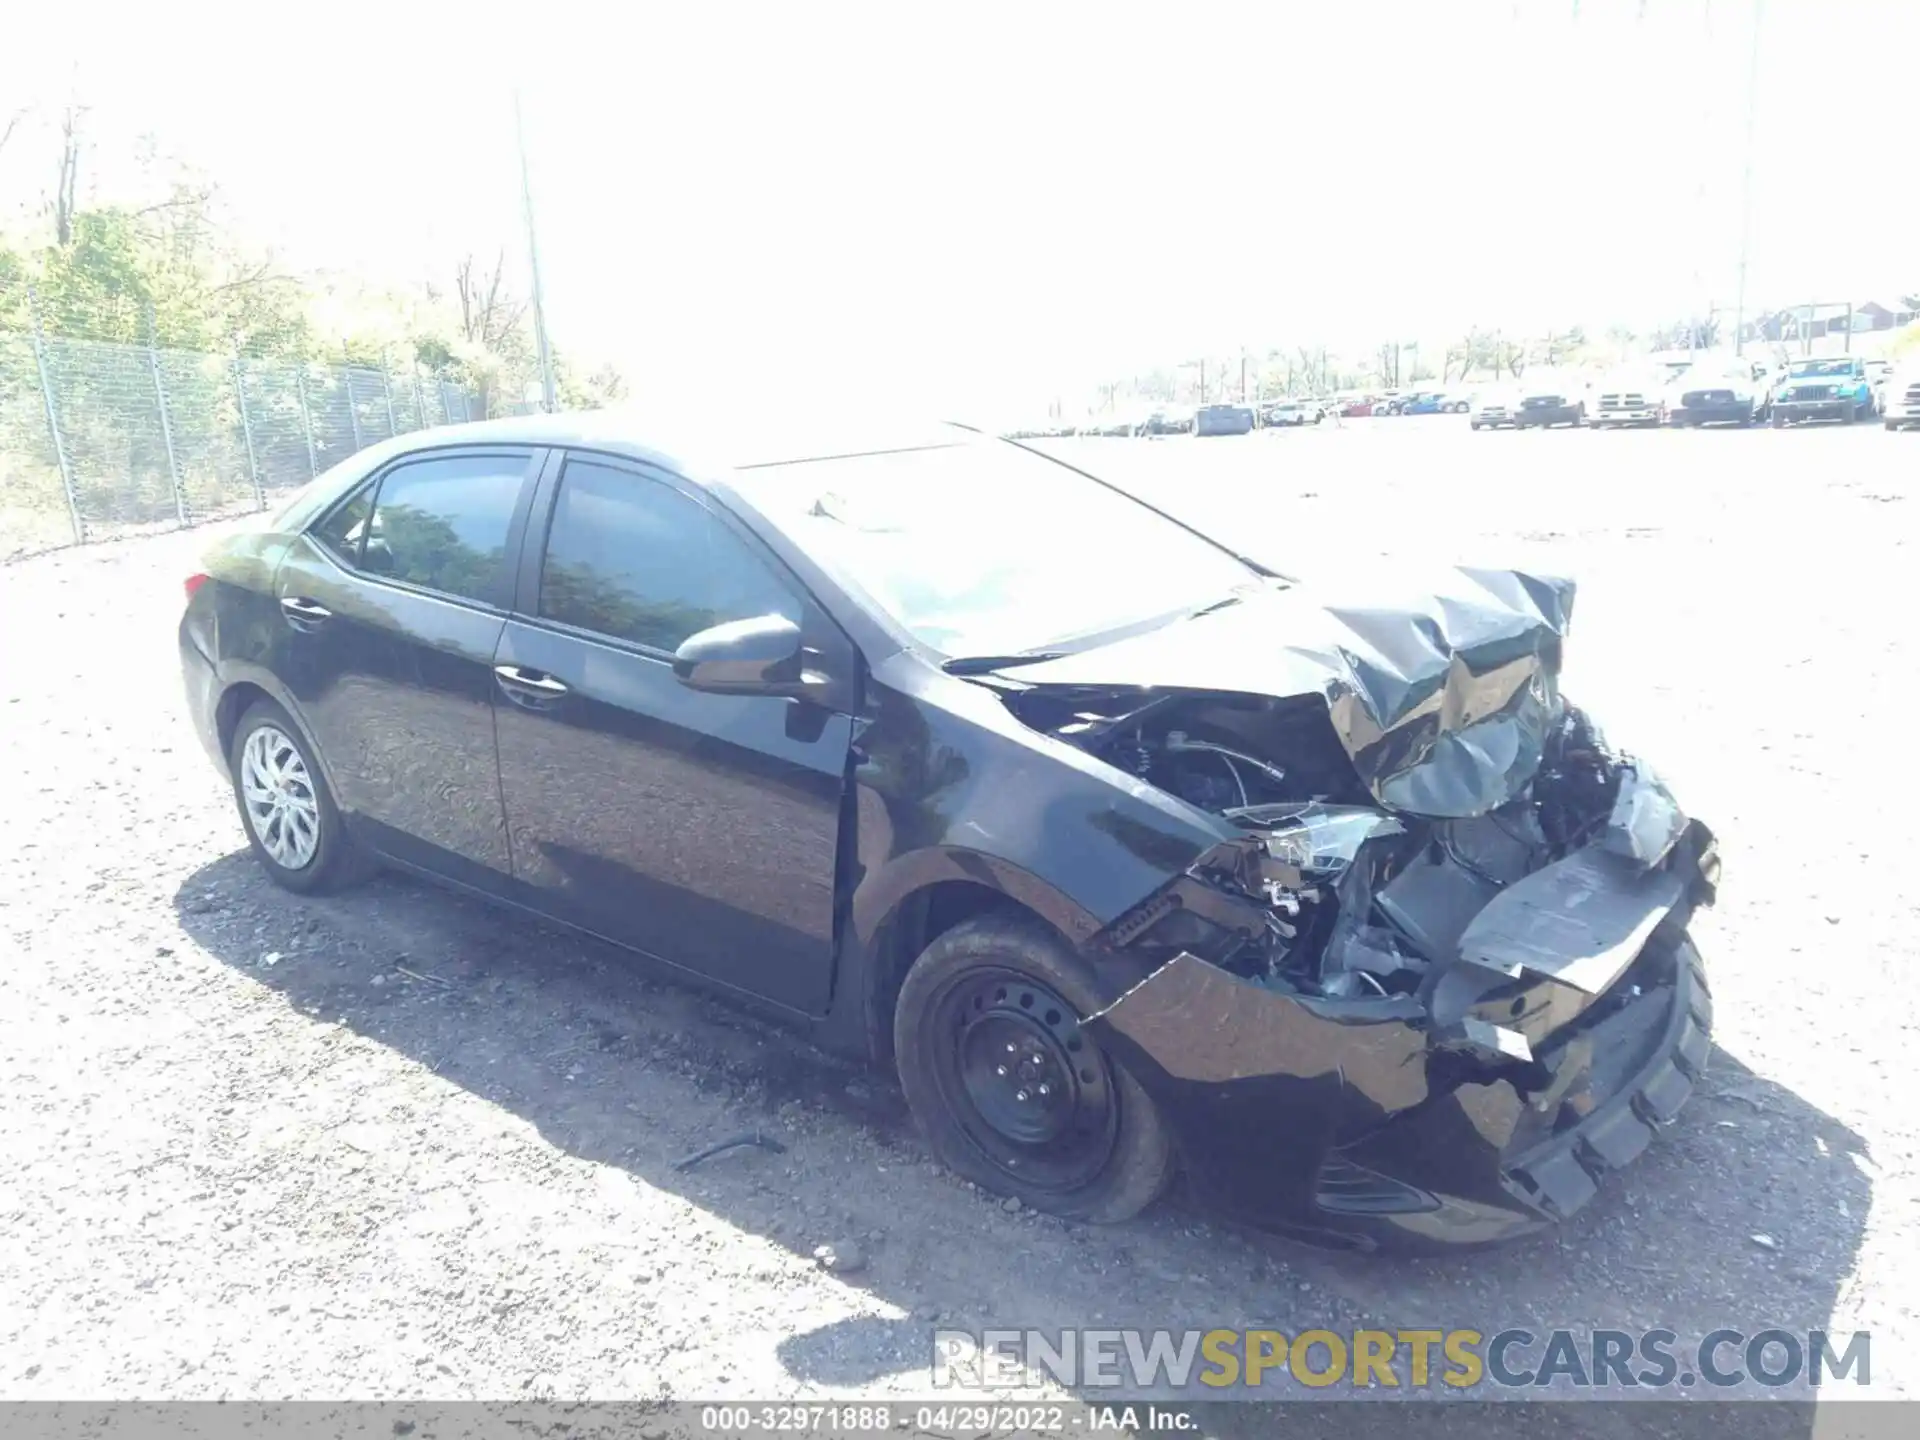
[280,596,332,630]
[494,664,570,705]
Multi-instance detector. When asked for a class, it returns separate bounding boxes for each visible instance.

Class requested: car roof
[374,410,982,481]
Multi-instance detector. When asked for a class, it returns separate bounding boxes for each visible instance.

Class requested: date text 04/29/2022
[696,1405,1195,1433]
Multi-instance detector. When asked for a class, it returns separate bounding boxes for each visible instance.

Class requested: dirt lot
[2,419,1916,1417]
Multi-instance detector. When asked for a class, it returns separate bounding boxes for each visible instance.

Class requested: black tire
[894,912,1174,1224]
[1470,420,1482,431]
[227,698,375,894]
[1771,413,1786,429]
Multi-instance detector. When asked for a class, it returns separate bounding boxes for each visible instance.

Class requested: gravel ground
[2,419,1915,1420]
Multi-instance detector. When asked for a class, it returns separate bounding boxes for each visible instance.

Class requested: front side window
[357,452,530,603]
[313,487,373,563]
[538,458,800,652]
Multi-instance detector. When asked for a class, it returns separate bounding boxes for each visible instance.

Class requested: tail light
[184,573,210,600]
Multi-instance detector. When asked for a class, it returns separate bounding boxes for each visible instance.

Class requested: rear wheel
[894,913,1173,1223]
[228,699,374,894]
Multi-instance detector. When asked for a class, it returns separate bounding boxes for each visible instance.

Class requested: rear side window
[538,459,799,652]
[354,452,530,604]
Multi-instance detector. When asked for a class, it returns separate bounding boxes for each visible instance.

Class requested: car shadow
[173,852,1870,1423]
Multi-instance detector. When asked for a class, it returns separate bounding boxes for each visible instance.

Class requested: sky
[3,0,1914,416]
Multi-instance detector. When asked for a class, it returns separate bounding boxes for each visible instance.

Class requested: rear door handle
[494,664,570,706]
[280,596,332,630]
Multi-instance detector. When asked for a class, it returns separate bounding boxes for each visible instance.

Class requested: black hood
[1006,566,1576,819]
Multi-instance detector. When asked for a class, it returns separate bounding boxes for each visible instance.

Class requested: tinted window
[360,453,528,603]
[313,487,373,563]
[538,460,799,651]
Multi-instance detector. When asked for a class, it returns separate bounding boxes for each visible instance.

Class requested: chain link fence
[1,300,483,560]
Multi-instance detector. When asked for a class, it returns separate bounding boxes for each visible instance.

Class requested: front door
[492,453,853,1014]
[272,447,541,884]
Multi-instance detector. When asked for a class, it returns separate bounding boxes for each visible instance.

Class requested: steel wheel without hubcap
[240,724,321,869]
[929,966,1118,1193]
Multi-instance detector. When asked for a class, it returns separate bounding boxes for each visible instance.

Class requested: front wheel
[894,913,1174,1224]
[228,698,374,894]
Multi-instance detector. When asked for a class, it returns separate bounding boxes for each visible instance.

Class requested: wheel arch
[847,852,1110,1066]
[211,667,344,799]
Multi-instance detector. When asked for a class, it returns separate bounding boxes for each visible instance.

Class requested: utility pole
[514,88,559,414]
[1733,0,1763,357]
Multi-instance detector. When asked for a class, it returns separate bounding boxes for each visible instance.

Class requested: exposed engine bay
[1006,684,1706,1011]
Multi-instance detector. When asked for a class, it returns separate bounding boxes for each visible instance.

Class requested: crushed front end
[1076,707,1718,1249]
[992,569,1721,1249]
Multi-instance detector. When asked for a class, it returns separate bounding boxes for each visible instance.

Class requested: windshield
[1789,359,1857,377]
[727,438,1259,659]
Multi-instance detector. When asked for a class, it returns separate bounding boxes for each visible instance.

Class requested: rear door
[272,446,542,883]
[491,451,855,1014]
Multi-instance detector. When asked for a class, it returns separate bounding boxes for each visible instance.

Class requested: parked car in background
[1882,361,1920,431]
[1865,358,1894,411]
[1262,398,1320,427]
[1511,372,1585,428]
[1646,353,1703,389]
[1194,403,1256,437]
[1397,392,1449,416]
[1661,363,1760,428]
[1589,370,1663,429]
[1370,391,1407,417]
[1468,388,1518,430]
[1337,393,1377,418]
[1137,406,1194,436]
[1769,356,1877,426]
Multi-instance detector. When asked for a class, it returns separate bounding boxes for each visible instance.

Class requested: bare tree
[1374,341,1400,387]
[0,107,27,157]
[52,104,86,247]
[453,250,529,351]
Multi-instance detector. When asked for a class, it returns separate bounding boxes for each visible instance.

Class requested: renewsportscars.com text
[932,1327,1872,1392]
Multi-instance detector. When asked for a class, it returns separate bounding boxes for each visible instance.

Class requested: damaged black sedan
[179,415,1717,1252]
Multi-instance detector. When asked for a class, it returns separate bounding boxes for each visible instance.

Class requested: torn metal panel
[1087,939,1712,1249]
[1453,846,1687,995]
[1088,950,1427,1101]
[1007,566,1577,819]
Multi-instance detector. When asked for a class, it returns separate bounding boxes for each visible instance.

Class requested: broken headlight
[1240,803,1406,876]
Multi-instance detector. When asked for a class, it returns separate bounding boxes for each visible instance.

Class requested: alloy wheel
[240,724,321,870]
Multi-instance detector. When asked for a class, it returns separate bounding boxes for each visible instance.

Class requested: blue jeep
[1769,356,1877,426]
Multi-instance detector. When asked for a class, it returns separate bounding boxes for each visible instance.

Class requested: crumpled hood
[1010,565,1577,819]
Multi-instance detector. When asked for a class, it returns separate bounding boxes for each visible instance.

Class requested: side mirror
[672,613,810,697]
